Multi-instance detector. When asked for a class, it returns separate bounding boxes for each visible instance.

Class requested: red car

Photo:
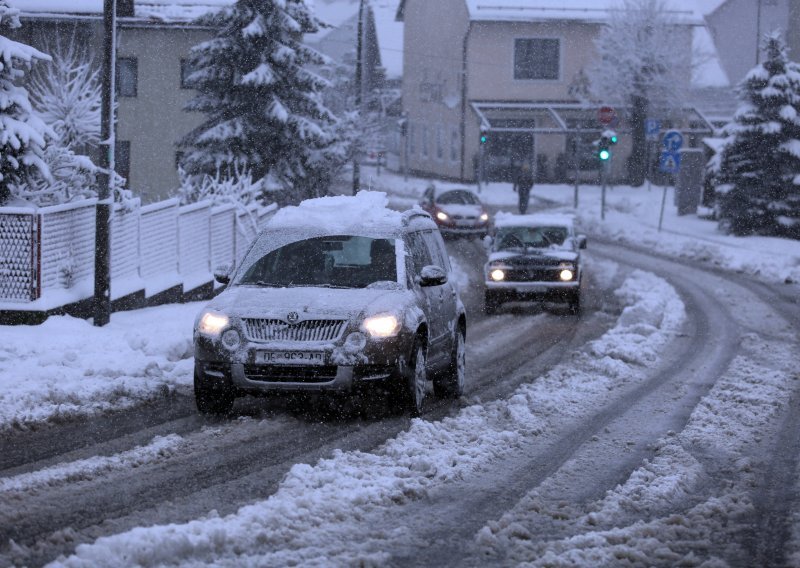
[419,187,490,239]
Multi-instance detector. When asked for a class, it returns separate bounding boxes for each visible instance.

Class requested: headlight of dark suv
[558,264,577,281]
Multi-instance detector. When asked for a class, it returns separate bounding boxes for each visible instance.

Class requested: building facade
[396,0,714,184]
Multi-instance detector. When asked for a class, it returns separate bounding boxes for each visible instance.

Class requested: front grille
[244,364,338,383]
[453,215,477,221]
[504,269,563,282]
[243,319,347,343]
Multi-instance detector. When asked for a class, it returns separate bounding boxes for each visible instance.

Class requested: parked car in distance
[419,186,490,239]
[193,192,467,417]
[483,212,586,315]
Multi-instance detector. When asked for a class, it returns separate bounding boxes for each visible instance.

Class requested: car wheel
[194,364,235,415]
[568,292,582,316]
[402,339,428,417]
[484,291,501,315]
[434,327,465,398]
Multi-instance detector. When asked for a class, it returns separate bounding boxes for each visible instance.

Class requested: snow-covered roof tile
[17,0,232,22]
[462,0,714,24]
[692,26,729,88]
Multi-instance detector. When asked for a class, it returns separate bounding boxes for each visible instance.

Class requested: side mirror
[214,262,233,285]
[418,265,448,287]
[576,235,587,250]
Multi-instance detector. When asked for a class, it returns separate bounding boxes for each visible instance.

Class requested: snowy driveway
[1,234,799,567]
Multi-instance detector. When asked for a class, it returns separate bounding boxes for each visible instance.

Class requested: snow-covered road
[2,232,798,567]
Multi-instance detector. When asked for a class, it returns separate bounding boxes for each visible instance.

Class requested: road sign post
[645,119,660,192]
[657,130,683,231]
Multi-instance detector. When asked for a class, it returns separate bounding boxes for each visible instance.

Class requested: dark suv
[193,193,467,416]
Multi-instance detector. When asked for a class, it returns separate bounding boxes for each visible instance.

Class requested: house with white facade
[396,0,728,183]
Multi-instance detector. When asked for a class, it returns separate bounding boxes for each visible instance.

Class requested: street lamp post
[93,0,116,326]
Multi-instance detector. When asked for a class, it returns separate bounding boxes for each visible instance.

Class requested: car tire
[194,364,235,415]
[434,327,465,398]
[401,339,428,417]
[484,291,501,315]
[568,292,582,316]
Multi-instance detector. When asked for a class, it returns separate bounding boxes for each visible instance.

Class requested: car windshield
[236,235,398,289]
[436,190,479,205]
[494,226,569,250]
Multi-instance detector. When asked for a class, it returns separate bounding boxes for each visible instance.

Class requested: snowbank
[0,304,201,432]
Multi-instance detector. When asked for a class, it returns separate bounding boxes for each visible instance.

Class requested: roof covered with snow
[17,0,232,22]
[398,0,728,25]
[265,191,409,234]
[494,211,576,229]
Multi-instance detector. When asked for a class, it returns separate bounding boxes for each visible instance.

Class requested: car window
[495,226,569,250]
[405,231,433,276]
[422,230,451,272]
[236,235,398,289]
[436,190,478,205]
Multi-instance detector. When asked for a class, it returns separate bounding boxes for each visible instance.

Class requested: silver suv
[193,193,467,416]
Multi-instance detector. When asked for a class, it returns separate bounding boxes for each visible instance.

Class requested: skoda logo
[286,312,300,324]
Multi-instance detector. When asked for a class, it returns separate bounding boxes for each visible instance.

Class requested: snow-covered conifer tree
[0,1,52,205]
[588,0,689,186]
[180,0,340,203]
[713,33,800,237]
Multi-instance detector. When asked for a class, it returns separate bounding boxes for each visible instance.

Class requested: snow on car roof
[265,191,409,235]
[494,211,576,228]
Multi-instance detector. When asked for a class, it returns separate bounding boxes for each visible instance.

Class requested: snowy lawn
[359,165,800,286]
[52,269,688,566]
[0,303,202,432]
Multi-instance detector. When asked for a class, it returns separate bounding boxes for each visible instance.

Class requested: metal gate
[0,212,38,302]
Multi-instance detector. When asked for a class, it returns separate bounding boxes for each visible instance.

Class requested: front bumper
[485,280,579,302]
[195,334,410,394]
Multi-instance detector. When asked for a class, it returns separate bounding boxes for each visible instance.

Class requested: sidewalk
[355,166,800,286]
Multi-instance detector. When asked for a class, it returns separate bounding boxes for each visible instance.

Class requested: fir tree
[714,33,800,237]
[180,0,340,203]
[0,1,52,205]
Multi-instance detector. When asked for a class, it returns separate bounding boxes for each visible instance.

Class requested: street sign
[645,118,661,141]
[659,151,681,174]
[598,106,616,125]
[662,130,684,153]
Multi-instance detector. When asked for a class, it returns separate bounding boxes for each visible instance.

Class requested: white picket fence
[0,198,276,313]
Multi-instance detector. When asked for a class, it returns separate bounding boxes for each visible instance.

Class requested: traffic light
[480,130,488,145]
[597,130,617,161]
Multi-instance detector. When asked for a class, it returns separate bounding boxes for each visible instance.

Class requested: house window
[116,57,138,97]
[450,128,459,162]
[115,140,131,186]
[436,125,444,160]
[421,125,429,158]
[180,59,194,89]
[514,38,560,81]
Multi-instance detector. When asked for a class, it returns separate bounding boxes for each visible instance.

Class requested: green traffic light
[599,149,610,160]
[480,135,488,144]
[610,136,618,144]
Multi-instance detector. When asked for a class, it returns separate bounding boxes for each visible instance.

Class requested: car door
[422,229,457,358]
[405,231,446,357]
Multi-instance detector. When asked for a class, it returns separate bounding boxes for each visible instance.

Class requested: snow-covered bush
[180,0,343,204]
[712,33,800,237]
[0,1,53,205]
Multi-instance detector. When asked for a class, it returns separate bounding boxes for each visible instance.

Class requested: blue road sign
[659,151,681,174]
[645,119,661,141]
[662,130,684,153]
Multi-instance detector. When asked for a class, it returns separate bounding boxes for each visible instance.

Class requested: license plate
[255,351,326,365]
[518,286,548,294]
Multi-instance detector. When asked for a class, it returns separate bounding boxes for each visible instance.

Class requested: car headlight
[198,311,229,337]
[436,211,449,221]
[559,269,574,281]
[490,269,505,281]
[479,212,489,222]
[362,314,401,338]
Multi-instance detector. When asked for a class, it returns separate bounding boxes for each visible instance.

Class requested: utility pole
[94,0,116,326]
[756,0,763,64]
[352,0,365,195]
